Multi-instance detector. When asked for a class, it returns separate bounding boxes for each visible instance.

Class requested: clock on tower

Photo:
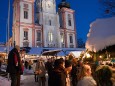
[46,0,53,11]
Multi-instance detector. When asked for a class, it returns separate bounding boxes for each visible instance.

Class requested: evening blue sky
[0,0,100,43]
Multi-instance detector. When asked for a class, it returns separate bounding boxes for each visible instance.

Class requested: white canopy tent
[69,51,82,58]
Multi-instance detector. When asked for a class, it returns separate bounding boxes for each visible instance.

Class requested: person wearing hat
[65,60,72,86]
[6,45,22,86]
[50,58,66,86]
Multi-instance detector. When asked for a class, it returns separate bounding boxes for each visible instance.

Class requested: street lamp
[7,0,10,81]
[7,0,10,54]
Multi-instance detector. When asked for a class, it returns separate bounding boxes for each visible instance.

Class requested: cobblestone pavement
[1,71,115,86]
[21,75,39,86]
[0,72,48,86]
[21,74,48,86]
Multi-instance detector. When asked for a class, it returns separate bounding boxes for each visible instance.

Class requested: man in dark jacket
[50,58,66,86]
[6,45,22,86]
[45,58,53,86]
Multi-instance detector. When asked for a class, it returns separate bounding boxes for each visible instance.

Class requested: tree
[99,0,115,17]
[77,38,85,48]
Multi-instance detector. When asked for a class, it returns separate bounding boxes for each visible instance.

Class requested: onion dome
[58,0,70,9]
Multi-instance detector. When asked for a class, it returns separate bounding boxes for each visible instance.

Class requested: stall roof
[42,49,63,56]
[27,47,43,55]
[69,51,82,58]
[0,46,13,53]
[41,48,85,56]
[20,47,85,56]
[0,46,85,56]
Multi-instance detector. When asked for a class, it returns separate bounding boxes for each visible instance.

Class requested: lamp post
[7,0,10,81]
[7,0,10,53]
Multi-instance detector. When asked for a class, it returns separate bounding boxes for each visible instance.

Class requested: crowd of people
[5,45,115,86]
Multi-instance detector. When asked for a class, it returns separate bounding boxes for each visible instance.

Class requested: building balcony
[36,42,42,47]
[23,41,29,47]
[69,44,74,48]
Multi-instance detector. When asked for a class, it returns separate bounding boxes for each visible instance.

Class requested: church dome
[58,0,70,9]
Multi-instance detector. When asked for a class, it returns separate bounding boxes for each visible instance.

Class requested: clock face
[46,1,53,9]
[48,4,51,8]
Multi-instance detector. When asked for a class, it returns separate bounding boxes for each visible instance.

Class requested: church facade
[12,0,77,48]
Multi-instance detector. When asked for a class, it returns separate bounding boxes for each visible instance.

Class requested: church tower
[12,0,35,47]
[35,0,60,48]
[12,0,77,48]
[58,0,77,48]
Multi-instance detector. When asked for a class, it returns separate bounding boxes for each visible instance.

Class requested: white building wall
[20,27,23,47]
[20,2,32,23]
[43,25,59,47]
[39,12,43,25]
[56,13,61,48]
[35,29,38,46]
[73,34,76,47]
[67,33,69,47]
[28,28,32,47]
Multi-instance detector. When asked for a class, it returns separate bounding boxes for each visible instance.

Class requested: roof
[0,46,13,53]
[58,1,70,9]
[69,51,82,58]
[42,49,63,56]
[0,47,85,56]
[26,47,85,56]
[41,48,85,56]
[27,47,43,55]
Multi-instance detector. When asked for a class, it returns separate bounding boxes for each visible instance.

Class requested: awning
[42,49,63,56]
[0,47,13,53]
[27,47,42,55]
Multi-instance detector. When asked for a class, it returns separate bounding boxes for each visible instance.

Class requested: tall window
[60,33,64,43]
[69,35,73,43]
[23,41,29,47]
[68,14,71,26]
[48,32,53,42]
[49,20,51,26]
[59,14,63,27]
[36,31,41,41]
[24,10,28,19]
[24,31,28,40]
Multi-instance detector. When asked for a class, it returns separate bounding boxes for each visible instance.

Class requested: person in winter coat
[35,59,46,86]
[45,58,54,86]
[65,60,72,86]
[32,60,38,82]
[71,58,78,86]
[50,58,66,86]
[77,64,97,86]
[6,45,22,86]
